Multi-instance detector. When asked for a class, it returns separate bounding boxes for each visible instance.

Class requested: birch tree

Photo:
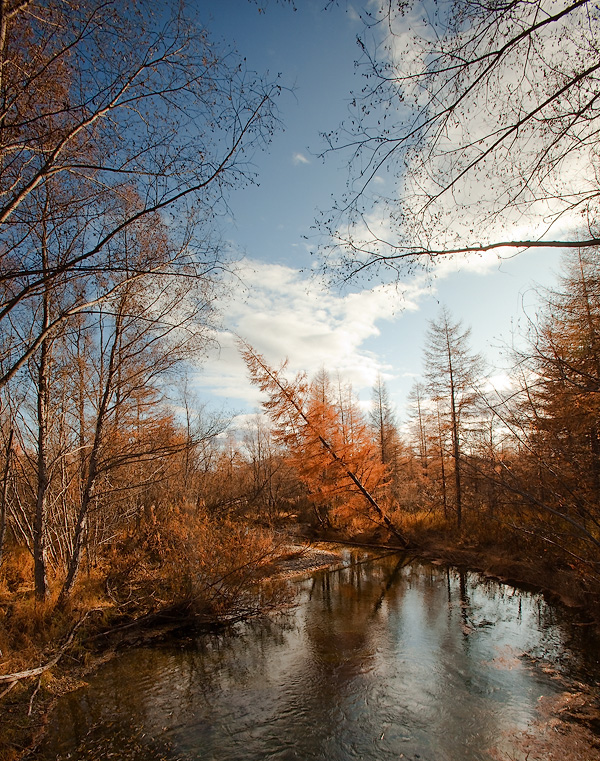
[0,0,279,390]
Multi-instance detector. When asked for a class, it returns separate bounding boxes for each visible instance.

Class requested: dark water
[35,552,600,761]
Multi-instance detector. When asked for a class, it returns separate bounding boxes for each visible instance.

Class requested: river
[33,550,600,760]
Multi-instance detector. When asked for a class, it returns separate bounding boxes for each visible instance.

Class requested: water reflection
[34,553,600,761]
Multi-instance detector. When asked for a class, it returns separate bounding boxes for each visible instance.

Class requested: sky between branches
[190,0,565,421]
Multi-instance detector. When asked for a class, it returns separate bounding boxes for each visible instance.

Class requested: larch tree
[406,382,429,475]
[369,374,404,505]
[423,307,484,529]
[369,375,397,467]
[239,342,408,543]
[502,249,600,565]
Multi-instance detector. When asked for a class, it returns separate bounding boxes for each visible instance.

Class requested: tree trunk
[0,427,13,566]
[58,303,124,605]
[446,337,463,530]
[34,218,52,601]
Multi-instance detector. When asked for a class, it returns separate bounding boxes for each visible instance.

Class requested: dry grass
[0,509,296,760]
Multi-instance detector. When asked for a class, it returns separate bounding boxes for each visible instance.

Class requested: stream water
[33,551,600,761]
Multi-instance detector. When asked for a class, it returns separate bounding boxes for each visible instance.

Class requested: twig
[0,680,17,699]
[27,675,42,716]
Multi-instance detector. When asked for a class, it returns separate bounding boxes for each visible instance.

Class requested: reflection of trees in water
[41,617,306,760]
[304,553,409,665]
[38,555,600,761]
[257,552,411,758]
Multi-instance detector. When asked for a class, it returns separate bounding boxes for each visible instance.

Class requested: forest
[2,0,600,756]
[3,247,600,660]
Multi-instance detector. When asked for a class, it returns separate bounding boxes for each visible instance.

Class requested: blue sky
[190,1,564,422]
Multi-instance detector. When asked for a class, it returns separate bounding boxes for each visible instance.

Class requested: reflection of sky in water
[36,555,600,761]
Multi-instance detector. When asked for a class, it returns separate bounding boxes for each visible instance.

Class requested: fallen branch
[0,680,17,699]
[27,675,42,716]
[0,609,98,685]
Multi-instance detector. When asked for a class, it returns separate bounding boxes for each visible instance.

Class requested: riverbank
[303,521,600,630]
[20,542,600,761]
[2,535,599,760]
[0,542,345,761]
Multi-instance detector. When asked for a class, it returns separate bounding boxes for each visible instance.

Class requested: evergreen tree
[517,249,600,543]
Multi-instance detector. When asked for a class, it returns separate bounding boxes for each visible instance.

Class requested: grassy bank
[0,519,299,761]
[307,509,600,630]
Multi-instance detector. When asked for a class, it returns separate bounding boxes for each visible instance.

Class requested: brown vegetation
[2,1,600,759]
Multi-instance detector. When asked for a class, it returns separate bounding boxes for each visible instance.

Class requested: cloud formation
[194,258,431,410]
[292,152,310,165]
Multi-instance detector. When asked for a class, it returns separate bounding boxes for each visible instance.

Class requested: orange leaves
[239,341,401,536]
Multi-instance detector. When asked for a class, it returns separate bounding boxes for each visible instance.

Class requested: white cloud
[292,152,310,165]
[483,373,514,394]
[194,258,431,410]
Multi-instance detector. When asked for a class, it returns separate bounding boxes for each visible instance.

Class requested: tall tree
[369,374,405,505]
[0,0,280,601]
[0,0,279,390]
[369,375,396,467]
[240,342,408,542]
[423,307,484,528]
[501,249,600,559]
[406,382,429,474]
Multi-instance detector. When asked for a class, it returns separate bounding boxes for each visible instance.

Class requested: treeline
[403,249,600,588]
[235,249,600,594]
[3,249,600,612]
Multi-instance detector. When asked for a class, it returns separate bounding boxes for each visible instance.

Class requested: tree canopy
[0,0,280,389]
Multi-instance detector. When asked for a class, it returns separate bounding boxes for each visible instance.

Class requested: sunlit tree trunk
[33,207,53,601]
[0,426,13,566]
[437,405,448,520]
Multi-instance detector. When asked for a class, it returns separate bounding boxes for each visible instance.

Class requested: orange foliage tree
[239,341,408,543]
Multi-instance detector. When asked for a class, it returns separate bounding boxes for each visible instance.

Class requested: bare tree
[0,424,12,565]
[319,0,600,281]
[0,0,280,389]
[369,374,396,466]
[423,307,484,528]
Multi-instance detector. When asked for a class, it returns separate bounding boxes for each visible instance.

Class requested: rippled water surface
[35,552,600,760]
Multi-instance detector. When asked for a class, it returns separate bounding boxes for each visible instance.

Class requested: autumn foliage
[240,341,405,540]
